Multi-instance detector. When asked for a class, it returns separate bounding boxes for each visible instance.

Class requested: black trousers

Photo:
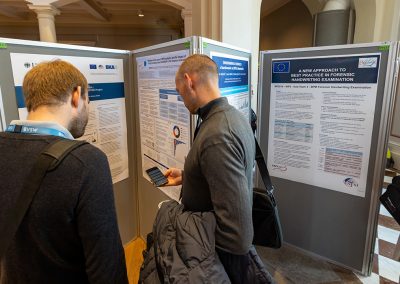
[216,246,274,284]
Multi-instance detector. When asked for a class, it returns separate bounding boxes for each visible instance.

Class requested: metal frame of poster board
[257,42,398,275]
[389,44,400,138]
[0,86,5,131]
[0,37,137,244]
[132,37,196,236]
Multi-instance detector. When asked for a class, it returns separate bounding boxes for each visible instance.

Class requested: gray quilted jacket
[139,200,230,283]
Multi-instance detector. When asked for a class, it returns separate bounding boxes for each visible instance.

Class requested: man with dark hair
[165,54,273,283]
[0,60,128,283]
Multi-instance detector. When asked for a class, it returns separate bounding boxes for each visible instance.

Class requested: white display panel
[210,51,250,119]
[136,50,190,201]
[9,53,129,184]
[268,54,381,197]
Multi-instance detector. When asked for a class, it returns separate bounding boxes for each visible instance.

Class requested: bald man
[165,54,273,283]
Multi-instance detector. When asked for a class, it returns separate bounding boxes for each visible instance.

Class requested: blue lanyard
[6,124,68,139]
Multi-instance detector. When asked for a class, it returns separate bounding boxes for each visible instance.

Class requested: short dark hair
[176,54,218,84]
[23,60,88,111]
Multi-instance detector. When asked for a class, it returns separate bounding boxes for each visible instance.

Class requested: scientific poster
[136,50,190,201]
[9,53,129,184]
[211,51,250,118]
[268,54,381,197]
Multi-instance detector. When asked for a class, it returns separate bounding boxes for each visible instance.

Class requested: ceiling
[0,0,183,29]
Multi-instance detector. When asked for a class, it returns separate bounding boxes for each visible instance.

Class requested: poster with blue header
[211,52,250,119]
[9,53,129,184]
[268,54,381,197]
[136,50,190,201]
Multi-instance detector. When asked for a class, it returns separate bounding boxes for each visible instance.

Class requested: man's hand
[164,168,183,186]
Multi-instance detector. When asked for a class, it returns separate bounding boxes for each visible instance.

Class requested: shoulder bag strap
[0,139,88,258]
[254,136,276,203]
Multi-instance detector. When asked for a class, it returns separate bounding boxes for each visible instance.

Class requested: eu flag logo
[273,61,290,73]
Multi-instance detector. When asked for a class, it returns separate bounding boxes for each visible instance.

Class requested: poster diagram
[9,53,129,184]
[136,50,190,200]
[268,54,381,197]
[211,51,250,119]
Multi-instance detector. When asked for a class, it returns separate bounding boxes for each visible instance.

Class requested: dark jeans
[216,246,274,284]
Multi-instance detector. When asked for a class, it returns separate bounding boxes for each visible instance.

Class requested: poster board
[257,42,398,274]
[0,36,253,242]
[0,38,137,244]
[133,37,195,236]
[9,53,129,184]
[133,37,252,236]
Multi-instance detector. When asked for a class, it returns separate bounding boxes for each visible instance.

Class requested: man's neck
[197,85,221,110]
[27,106,70,130]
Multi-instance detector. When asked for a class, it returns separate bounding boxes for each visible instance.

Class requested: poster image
[9,53,129,184]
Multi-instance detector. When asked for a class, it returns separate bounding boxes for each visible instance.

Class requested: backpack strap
[0,139,88,258]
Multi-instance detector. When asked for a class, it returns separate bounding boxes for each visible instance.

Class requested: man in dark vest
[0,60,128,283]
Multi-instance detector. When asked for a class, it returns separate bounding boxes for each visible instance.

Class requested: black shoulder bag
[250,109,283,248]
[0,139,87,258]
[252,138,283,248]
[380,175,400,225]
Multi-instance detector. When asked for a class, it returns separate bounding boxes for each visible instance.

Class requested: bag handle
[0,139,87,258]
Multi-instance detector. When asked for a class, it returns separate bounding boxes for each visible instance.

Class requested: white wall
[221,0,262,111]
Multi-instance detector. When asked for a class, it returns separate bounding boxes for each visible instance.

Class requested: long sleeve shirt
[182,97,255,255]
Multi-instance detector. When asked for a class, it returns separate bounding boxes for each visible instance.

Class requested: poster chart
[136,50,190,201]
[9,53,129,184]
[211,51,250,118]
[268,54,381,197]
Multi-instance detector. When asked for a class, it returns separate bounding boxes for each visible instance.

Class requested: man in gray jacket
[165,54,273,283]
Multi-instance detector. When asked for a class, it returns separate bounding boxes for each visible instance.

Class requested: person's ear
[71,86,82,109]
[183,73,194,90]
